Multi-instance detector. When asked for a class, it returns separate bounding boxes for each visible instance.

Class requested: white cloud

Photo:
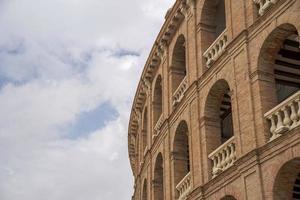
[0,0,174,199]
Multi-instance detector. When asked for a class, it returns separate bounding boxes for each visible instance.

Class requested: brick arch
[200,76,234,115]
[204,79,231,119]
[170,34,187,94]
[257,23,299,111]
[171,118,190,149]
[204,79,234,148]
[152,75,163,125]
[203,79,234,178]
[199,0,226,67]
[142,178,148,200]
[171,120,190,198]
[276,6,300,36]
[272,157,300,200]
[257,23,298,73]
[153,152,164,200]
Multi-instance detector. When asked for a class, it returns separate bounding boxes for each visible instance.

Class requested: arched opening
[259,24,300,106]
[153,75,163,125]
[173,121,190,198]
[204,80,235,177]
[154,153,164,200]
[220,195,237,200]
[171,35,187,93]
[273,158,300,200]
[200,0,226,52]
[142,179,147,200]
[142,107,148,152]
[205,80,234,153]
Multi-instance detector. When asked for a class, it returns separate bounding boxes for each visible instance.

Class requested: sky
[0,0,173,199]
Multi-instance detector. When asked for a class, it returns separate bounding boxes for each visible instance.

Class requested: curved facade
[128,0,300,199]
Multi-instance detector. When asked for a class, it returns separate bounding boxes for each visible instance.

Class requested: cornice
[128,0,195,175]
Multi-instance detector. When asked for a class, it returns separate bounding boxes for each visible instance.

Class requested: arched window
[204,80,236,177]
[200,0,226,51]
[153,75,163,125]
[153,153,164,200]
[142,107,148,152]
[205,80,234,151]
[273,158,300,200]
[293,173,300,199]
[259,24,300,141]
[259,24,300,105]
[173,121,190,198]
[142,179,147,200]
[171,35,187,93]
[273,32,300,103]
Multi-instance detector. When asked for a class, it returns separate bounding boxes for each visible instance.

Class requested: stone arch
[153,153,164,200]
[220,195,237,200]
[153,75,163,125]
[273,157,300,200]
[200,0,227,53]
[142,178,148,200]
[171,34,187,93]
[172,120,190,198]
[142,106,148,152]
[257,23,300,110]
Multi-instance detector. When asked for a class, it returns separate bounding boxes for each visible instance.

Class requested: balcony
[173,77,188,106]
[264,91,300,141]
[203,29,228,68]
[208,137,237,178]
[253,0,279,16]
[176,172,191,200]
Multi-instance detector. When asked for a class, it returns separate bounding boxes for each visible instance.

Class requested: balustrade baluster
[282,106,292,127]
[269,115,277,141]
[176,172,191,200]
[290,102,298,128]
[225,146,231,167]
[203,30,228,67]
[264,91,300,141]
[275,111,286,133]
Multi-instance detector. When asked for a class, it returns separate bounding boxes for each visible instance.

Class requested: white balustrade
[208,137,236,178]
[173,77,188,106]
[253,0,279,16]
[176,172,191,200]
[203,29,228,68]
[264,91,300,141]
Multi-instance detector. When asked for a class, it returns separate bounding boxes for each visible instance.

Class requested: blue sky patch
[66,102,118,139]
[113,48,140,57]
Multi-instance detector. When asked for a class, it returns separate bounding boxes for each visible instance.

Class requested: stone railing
[264,91,300,141]
[253,0,279,16]
[176,172,191,200]
[173,77,188,106]
[208,137,236,178]
[203,29,228,68]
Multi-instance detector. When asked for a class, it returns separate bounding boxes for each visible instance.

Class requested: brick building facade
[128,0,300,199]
